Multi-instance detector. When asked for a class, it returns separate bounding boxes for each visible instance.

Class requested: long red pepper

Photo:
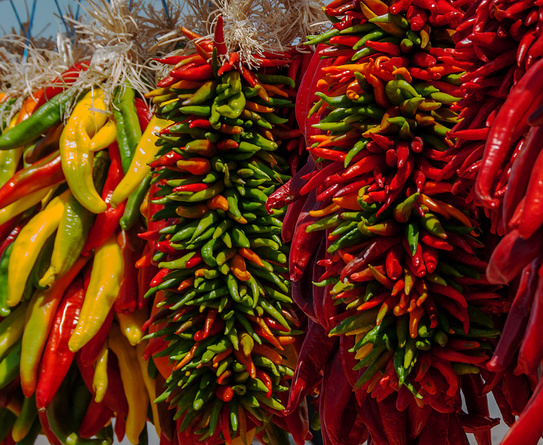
[0,150,64,209]
[35,277,85,409]
[115,227,146,313]
[475,57,543,208]
[286,320,337,414]
[501,377,543,445]
[517,273,543,375]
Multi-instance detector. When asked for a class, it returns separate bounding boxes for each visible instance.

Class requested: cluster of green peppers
[143,33,310,444]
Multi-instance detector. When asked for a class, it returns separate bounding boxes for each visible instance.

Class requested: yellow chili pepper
[116,308,148,347]
[109,324,148,445]
[0,301,28,361]
[60,88,108,214]
[309,202,341,217]
[92,343,109,403]
[7,189,70,307]
[0,186,52,226]
[89,118,117,152]
[136,341,161,438]
[68,234,123,353]
[109,116,171,208]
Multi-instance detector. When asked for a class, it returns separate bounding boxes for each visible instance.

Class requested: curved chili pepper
[0,150,64,210]
[35,277,85,409]
[286,320,337,414]
[487,229,543,284]
[475,57,543,208]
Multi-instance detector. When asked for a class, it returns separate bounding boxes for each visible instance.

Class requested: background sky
[0,0,178,40]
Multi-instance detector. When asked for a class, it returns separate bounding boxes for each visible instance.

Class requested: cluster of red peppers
[141,20,313,445]
[0,64,165,444]
[264,0,527,443]
[444,0,543,443]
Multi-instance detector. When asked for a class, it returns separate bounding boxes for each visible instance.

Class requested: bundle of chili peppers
[140,19,313,445]
[264,0,523,443]
[442,0,543,443]
[0,62,167,444]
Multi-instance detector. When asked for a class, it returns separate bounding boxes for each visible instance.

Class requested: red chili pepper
[35,277,85,409]
[172,183,208,193]
[500,377,543,445]
[150,151,184,168]
[171,63,213,81]
[79,399,114,438]
[341,236,402,281]
[342,154,384,181]
[289,192,327,281]
[384,244,404,280]
[419,230,452,251]
[36,60,90,108]
[286,320,337,414]
[114,227,146,313]
[134,98,152,131]
[517,272,543,375]
[154,55,191,65]
[198,309,217,338]
[0,150,64,209]
[487,229,543,284]
[475,57,543,208]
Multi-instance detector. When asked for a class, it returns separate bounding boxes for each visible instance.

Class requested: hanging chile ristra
[266,0,513,443]
[442,1,543,444]
[141,17,312,445]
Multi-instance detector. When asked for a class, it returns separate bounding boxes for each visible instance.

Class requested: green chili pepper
[0,89,84,150]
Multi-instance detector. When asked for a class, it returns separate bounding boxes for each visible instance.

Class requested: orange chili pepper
[207,194,229,211]
[244,101,274,113]
[238,248,265,268]
[233,348,256,378]
[230,254,251,281]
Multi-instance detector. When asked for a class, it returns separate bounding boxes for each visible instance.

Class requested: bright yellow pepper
[109,324,148,444]
[117,308,148,347]
[89,118,117,152]
[68,233,123,353]
[0,186,53,226]
[92,343,109,403]
[7,189,70,307]
[109,116,170,208]
[136,341,161,438]
[60,88,108,214]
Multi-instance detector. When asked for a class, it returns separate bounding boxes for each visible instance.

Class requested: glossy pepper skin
[0,89,83,151]
[109,116,171,208]
[19,255,88,398]
[35,277,85,409]
[108,324,149,444]
[60,88,109,214]
[68,233,124,353]
[0,149,64,210]
[7,189,71,308]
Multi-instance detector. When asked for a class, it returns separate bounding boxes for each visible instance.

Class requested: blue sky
[0,0,74,38]
[0,0,173,39]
